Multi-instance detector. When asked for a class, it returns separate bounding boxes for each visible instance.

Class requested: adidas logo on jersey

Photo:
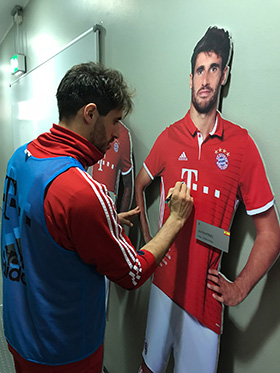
[178,151,188,161]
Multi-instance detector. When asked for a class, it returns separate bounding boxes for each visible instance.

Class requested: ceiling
[0,0,29,45]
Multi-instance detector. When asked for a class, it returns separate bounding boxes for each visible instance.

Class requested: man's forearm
[142,214,185,265]
[234,228,279,301]
[139,203,153,243]
[140,182,193,265]
[135,170,153,242]
[119,172,133,212]
[119,187,133,212]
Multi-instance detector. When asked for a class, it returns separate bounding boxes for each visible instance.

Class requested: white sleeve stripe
[118,228,140,261]
[121,166,132,176]
[85,173,138,259]
[246,199,274,216]
[81,169,137,267]
[88,176,139,263]
[77,168,137,269]
[83,170,145,274]
[143,163,154,180]
[82,169,134,252]
[159,176,165,229]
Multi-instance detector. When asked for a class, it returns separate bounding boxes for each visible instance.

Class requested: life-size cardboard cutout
[137,26,275,373]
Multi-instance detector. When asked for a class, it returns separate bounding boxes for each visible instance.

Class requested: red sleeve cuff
[113,250,157,290]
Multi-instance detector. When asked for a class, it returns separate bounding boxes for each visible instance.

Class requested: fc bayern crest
[113,141,119,153]
[216,153,229,170]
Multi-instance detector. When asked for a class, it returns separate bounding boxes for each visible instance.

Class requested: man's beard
[192,92,218,114]
[191,74,223,114]
[191,87,219,114]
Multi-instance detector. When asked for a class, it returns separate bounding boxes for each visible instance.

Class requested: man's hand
[207,269,244,306]
[207,207,280,307]
[167,182,193,226]
[140,182,193,265]
[118,206,141,227]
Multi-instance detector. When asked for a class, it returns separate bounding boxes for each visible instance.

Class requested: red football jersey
[144,111,274,334]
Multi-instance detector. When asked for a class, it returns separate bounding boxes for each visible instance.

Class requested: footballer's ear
[84,103,98,123]
[221,66,230,86]
[189,73,193,89]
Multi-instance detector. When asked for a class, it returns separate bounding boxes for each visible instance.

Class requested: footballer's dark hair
[191,26,232,74]
[56,62,133,121]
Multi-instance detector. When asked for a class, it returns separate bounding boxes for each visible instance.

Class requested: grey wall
[0,1,279,372]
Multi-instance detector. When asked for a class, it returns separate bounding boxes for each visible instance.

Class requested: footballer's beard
[191,73,223,114]
[89,116,115,155]
[191,85,220,114]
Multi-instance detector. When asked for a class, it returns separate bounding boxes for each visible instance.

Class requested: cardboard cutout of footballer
[136,26,277,373]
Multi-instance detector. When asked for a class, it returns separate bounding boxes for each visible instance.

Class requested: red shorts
[8,342,103,373]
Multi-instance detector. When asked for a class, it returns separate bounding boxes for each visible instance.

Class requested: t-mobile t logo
[181,168,221,198]
[97,158,105,171]
[97,155,115,172]
[181,168,198,189]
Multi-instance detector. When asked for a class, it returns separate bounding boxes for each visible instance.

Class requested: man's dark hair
[191,26,232,74]
[56,62,133,121]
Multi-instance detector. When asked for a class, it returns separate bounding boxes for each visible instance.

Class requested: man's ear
[84,103,98,123]
[189,73,193,89]
[221,66,229,86]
